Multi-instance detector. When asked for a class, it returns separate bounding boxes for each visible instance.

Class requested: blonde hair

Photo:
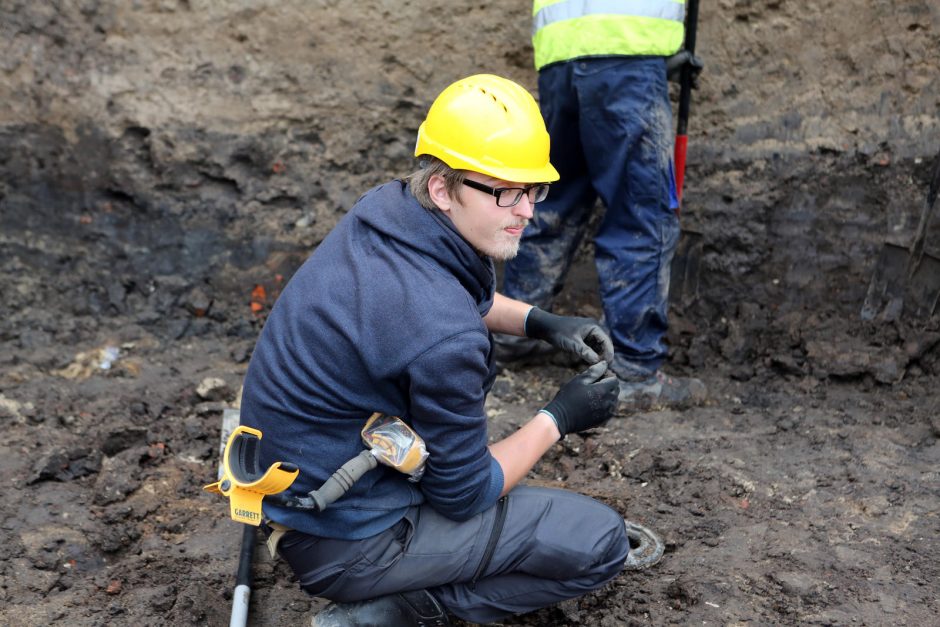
[406,156,467,210]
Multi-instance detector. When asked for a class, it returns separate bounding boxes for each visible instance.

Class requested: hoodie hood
[351,180,496,316]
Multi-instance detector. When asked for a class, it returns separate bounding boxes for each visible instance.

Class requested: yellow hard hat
[415,74,559,183]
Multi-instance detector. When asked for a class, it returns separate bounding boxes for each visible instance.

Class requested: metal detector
[205,412,428,523]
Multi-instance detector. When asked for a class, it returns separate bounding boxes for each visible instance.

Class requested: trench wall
[2,1,938,333]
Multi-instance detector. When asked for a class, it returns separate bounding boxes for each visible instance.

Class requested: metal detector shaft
[230,524,255,627]
[216,409,255,627]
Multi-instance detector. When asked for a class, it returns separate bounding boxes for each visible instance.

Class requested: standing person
[240,74,662,626]
[497,1,706,409]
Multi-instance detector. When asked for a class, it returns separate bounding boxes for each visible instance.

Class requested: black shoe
[311,589,451,627]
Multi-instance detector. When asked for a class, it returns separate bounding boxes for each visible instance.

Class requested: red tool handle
[674,134,688,208]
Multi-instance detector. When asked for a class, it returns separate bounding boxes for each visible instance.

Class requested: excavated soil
[2,1,939,625]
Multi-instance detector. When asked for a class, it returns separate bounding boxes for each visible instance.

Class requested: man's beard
[485,221,528,260]
[488,237,522,261]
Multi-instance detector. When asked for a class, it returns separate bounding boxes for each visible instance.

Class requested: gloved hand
[541,361,619,438]
[666,50,704,84]
[525,307,614,365]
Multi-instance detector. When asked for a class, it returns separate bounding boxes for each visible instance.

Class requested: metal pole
[218,408,255,627]
[230,524,255,627]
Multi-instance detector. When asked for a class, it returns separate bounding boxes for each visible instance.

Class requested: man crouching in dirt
[240,75,660,626]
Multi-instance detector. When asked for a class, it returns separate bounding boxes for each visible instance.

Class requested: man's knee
[506,487,630,583]
[595,510,631,583]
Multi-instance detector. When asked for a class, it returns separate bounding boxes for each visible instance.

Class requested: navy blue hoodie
[240,180,505,540]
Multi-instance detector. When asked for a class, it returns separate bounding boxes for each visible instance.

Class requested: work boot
[311,589,451,627]
[623,520,665,570]
[614,369,707,411]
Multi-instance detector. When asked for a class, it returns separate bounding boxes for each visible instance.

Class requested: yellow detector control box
[204,426,299,526]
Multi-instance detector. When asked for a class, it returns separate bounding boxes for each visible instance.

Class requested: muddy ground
[2,1,940,625]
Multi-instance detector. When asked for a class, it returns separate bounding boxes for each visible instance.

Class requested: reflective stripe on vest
[532,0,686,70]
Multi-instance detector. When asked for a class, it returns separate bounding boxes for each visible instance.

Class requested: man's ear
[428,174,453,213]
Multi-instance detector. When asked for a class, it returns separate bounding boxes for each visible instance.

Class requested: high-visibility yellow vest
[532,0,686,70]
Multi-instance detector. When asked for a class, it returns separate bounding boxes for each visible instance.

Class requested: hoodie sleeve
[403,330,504,521]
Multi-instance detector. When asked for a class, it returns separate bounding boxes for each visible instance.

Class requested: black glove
[666,50,704,85]
[541,361,619,438]
[525,307,614,365]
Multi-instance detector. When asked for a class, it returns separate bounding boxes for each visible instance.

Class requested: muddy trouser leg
[501,61,598,310]
[277,486,629,624]
[577,57,680,377]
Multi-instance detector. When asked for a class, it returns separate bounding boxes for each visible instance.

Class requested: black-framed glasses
[462,179,550,207]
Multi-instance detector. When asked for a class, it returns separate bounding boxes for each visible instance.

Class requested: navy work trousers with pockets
[502,56,680,379]
[276,486,630,624]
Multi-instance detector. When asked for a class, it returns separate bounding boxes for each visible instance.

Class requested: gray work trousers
[276,486,630,624]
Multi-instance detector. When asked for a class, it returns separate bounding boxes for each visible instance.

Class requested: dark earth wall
[2,0,939,336]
